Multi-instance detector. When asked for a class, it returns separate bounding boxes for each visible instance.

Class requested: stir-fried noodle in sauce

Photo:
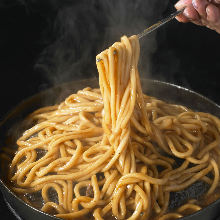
[3,35,220,220]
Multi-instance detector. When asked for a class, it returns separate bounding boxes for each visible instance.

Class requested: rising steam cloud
[34,0,170,85]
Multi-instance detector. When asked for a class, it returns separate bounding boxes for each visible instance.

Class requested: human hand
[175,0,220,34]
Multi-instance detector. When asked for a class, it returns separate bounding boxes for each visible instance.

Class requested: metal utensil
[138,8,185,39]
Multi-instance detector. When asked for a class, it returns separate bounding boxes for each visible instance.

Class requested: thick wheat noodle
[159,213,183,220]
[165,164,213,192]
[6,35,220,220]
[177,203,201,213]
[159,202,201,220]
[207,159,219,195]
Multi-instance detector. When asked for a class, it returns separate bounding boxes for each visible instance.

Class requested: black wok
[0,78,220,220]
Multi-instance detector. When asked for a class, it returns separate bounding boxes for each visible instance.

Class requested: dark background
[0,0,219,219]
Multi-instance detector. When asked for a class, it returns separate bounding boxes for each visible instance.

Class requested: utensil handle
[138,8,185,39]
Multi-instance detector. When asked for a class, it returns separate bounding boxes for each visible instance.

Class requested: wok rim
[0,78,220,220]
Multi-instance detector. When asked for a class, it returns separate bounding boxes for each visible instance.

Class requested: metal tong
[138,8,185,39]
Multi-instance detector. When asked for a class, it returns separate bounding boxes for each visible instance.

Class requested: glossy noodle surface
[6,36,220,220]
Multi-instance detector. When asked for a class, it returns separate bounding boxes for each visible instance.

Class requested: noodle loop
[6,35,220,220]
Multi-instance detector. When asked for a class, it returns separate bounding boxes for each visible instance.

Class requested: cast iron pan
[0,78,220,220]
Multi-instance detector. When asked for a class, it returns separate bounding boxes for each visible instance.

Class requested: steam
[35,0,170,85]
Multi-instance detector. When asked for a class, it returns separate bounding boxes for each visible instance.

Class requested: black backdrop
[0,0,219,219]
[0,0,219,119]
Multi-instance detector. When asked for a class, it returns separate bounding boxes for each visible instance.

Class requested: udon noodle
[5,35,220,219]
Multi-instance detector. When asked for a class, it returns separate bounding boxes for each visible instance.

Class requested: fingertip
[183,6,200,20]
[175,0,183,9]
[192,0,208,17]
[175,14,190,23]
[206,4,220,23]
[175,0,192,9]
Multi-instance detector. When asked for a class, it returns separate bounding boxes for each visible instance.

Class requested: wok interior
[0,78,220,217]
